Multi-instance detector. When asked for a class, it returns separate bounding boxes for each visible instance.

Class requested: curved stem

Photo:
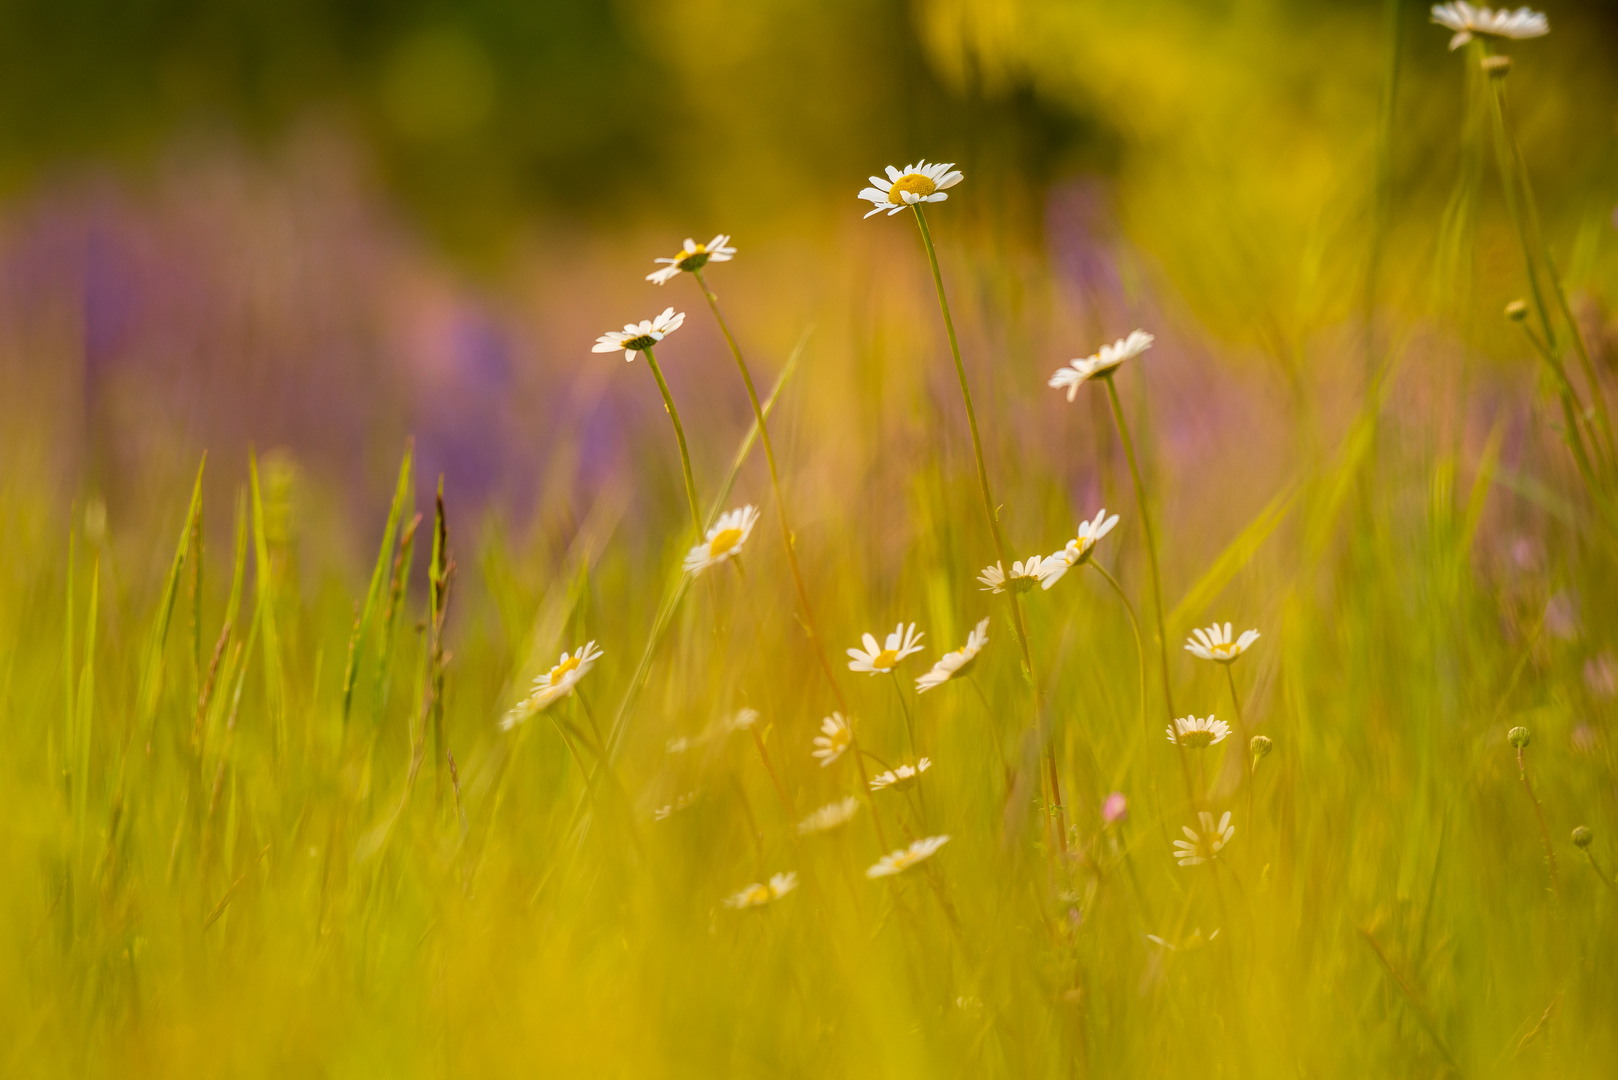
[1516,747,1560,897]
[1090,562,1147,747]
[1224,664,1254,836]
[910,204,1063,849]
[641,346,703,537]
[891,671,918,759]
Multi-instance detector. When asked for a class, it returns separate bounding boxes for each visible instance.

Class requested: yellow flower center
[550,655,582,682]
[707,526,743,557]
[1180,729,1214,750]
[742,884,770,906]
[887,173,937,205]
[872,649,899,669]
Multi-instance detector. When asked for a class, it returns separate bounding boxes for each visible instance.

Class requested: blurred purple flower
[1102,792,1127,825]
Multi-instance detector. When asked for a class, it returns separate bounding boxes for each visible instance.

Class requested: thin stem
[910,204,1063,848]
[967,674,1009,780]
[1516,747,1560,897]
[1581,849,1618,896]
[640,346,703,537]
[891,671,919,759]
[1225,663,1256,842]
[1090,562,1148,747]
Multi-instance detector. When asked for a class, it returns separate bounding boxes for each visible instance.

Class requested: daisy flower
[1039,509,1121,589]
[812,713,852,767]
[869,758,932,792]
[866,834,951,878]
[797,796,862,835]
[724,871,799,909]
[1430,3,1548,50]
[591,307,685,362]
[1166,715,1231,749]
[647,234,736,285]
[1174,811,1235,866]
[684,505,760,575]
[858,161,964,218]
[1048,330,1155,400]
[847,622,926,674]
[1185,623,1261,664]
[977,557,1044,595]
[915,617,989,693]
[500,641,605,729]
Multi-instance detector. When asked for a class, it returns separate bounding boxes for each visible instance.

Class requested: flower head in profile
[1166,715,1231,749]
[1174,811,1235,866]
[592,307,685,362]
[848,622,926,674]
[858,161,964,218]
[724,871,798,909]
[812,713,852,767]
[916,618,989,693]
[501,641,605,729]
[977,557,1044,595]
[866,834,951,878]
[1185,623,1261,664]
[1039,509,1121,589]
[869,758,932,792]
[798,796,862,836]
[647,235,736,285]
[1048,330,1155,400]
[1431,3,1548,50]
[684,505,760,575]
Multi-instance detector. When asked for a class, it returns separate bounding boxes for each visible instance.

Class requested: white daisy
[915,618,989,693]
[1048,330,1155,400]
[724,871,799,909]
[501,641,605,729]
[869,757,932,792]
[1185,623,1261,664]
[683,505,760,575]
[847,622,926,674]
[1173,811,1235,866]
[1038,509,1121,589]
[977,557,1044,595]
[591,307,686,362]
[1166,715,1231,749]
[866,834,951,878]
[1431,3,1548,50]
[797,796,862,835]
[647,234,736,285]
[858,161,964,218]
[812,713,852,767]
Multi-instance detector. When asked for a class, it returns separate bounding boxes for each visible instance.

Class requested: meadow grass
[2,14,1617,1079]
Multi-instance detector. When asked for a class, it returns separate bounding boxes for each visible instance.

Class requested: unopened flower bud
[1572,825,1593,849]
[1508,726,1531,749]
[1504,299,1529,322]
[1481,54,1512,76]
[1250,735,1272,760]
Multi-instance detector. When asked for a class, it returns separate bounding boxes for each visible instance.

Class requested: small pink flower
[1102,792,1128,825]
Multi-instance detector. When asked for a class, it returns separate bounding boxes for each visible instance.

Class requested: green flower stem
[1515,745,1560,897]
[689,269,888,850]
[1224,663,1255,834]
[911,204,1065,849]
[1090,561,1147,747]
[640,346,704,538]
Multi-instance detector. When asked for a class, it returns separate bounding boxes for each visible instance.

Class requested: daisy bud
[1572,825,1593,849]
[1250,734,1272,760]
[1481,54,1512,75]
[1508,725,1531,749]
[1505,299,1529,322]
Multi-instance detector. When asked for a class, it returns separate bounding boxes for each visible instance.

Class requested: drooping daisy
[724,871,799,909]
[647,234,737,285]
[1039,509,1121,589]
[915,617,989,693]
[591,307,686,362]
[847,622,926,674]
[1166,715,1231,749]
[1185,623,1261,664]
[1430,3,1548,50]
[869,757,932,792]
[501,641,605,729]
[866,834,951,878]
[977,557,1044,595]
[684,505,760,575]
[1048,330,1155,400]
[858,161,964,219]
[797,796,862,835]
[1173,811,1235,866]
[812,713,852,767]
